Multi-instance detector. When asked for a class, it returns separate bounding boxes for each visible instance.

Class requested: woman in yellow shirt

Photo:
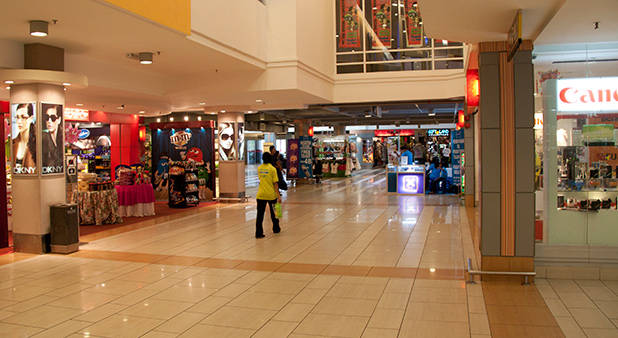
[255,152,282,238]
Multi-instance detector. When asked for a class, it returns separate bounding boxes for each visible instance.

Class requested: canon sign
[556,77,618,112]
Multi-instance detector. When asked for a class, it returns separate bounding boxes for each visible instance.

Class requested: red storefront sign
[339,0,362,49]
[371,0,392,48]
[557,77,618,112]
[404,0,423,47]
[374,129,414,137]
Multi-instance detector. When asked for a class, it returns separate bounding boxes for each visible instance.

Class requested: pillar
[294,119,311,138]
[218,112,245,200]
[11,84,66,253]
[478,41,535,275]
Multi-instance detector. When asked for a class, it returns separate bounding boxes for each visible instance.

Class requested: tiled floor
[0,171,562,337]
[537,278,618,337]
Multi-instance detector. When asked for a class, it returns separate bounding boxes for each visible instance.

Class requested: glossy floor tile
[0,171,500,337]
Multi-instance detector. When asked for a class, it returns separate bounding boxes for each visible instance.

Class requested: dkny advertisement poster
[41,103,64,175]
[11,103,37,175]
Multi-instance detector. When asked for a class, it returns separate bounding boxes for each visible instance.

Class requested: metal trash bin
[50,203,79,254]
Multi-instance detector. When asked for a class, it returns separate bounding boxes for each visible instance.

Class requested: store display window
[540,77,618,247]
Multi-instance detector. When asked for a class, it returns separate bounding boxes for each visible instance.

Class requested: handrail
[466,258,536,285]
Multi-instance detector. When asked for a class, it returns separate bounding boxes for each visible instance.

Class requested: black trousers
[256,199,279,236]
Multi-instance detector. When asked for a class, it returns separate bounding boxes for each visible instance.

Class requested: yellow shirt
[256,164,279,200]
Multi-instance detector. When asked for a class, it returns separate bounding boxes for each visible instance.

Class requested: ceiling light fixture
[4,80,14,84]
[5,86,10,90]
[76,103,83,106]
[29,20,48,37]
[138,110,145,114]
[220,110,226,113]
[63,82,71,86]
[156,118,161,122]
[139,52,153,65]
[169,117,174,121]
[428,112,436,116]
[197,116,202,121]
[255,99,264,104]
[184,116,189,121]
[199,102,206,105]
[365,114,372,118]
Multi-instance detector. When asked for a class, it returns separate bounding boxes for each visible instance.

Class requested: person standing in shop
[255,152,281,238]
[413,139,426,164]
[274,150,288,191]
[400,145,414,165]
[442,144,451,167]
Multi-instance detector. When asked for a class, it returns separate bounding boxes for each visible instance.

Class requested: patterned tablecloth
[115,184,156,217]
[78,189,122,225]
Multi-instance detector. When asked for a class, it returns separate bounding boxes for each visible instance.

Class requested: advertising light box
[557,77,618,112]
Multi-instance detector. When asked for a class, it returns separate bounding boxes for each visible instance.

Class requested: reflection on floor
[0,170,571,337]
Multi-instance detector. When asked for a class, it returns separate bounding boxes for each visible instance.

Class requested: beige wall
[191,0,267,62]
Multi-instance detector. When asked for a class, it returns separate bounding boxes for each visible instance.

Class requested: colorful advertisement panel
[41,103,64,175]
[152,127,216,199]
[11,103,37,175]
[338,0,361,49]
[218,122,237,161]
[299,136,313,179]
[404,0,423,47]
[451,129,465,186]
[371,0,392,48]
[287,139,300,179]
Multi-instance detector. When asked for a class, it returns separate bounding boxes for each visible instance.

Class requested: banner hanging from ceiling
[404,0,423,47]
[338,0,361,49]
[371,0,392,48]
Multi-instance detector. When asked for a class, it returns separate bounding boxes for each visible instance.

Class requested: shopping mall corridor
[0,171,567,337]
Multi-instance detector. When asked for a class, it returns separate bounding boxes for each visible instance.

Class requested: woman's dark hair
[16,103,34,117]
[262,152,273,164]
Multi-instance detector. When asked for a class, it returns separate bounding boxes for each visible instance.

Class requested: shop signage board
[451,129,465,186]
[287,139,300,179]
[397,173,424,194]
[299,136,313,179]
[374,129,414,137]
[78,129,90,139]
[557,77,618,112]
[11,102,37,175]
[371,0,392,48]
[64,108,90,121]
[507,9,522,61]
[427,129,450,137]
[338,0,361,49]
[404,0,423,47]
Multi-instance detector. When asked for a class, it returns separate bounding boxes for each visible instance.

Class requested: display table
[79,189,122,225]
[387,164,426,195]
[115,184,156,217]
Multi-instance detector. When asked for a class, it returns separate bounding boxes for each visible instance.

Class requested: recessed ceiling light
[365,114,372,118]
[138,110,145,114]
[76,103,83,106]
[156,118,161,122]
[4,80,14,84]
[247,110,254,114]
[63,82,71,86]
[116,106,124,110]
[197,116,202,121]
[255,99,263,103]
[199,102,206,105]
[184,116,189,121]
[220,110,226,113]
[63,87,67,91]
[29,20,48,37]
[139,52,153,65]
[5,86,10,90]
[428,113,436,116]
[169,117,174,121]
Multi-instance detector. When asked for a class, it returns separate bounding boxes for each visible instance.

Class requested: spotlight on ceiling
[139,52,153,65]
[30,20,48,37]
[197,116,202,121]
[76,103,84,106]
[428,113,436,117]
[4,80,14,84]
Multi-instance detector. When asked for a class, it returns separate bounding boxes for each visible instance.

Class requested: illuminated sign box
[397,173,424,194]
[427,129,450,137]
[64,108,90,121]
[557,77,618,112]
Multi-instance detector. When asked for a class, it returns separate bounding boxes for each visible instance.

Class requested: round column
[11,84,66,253]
